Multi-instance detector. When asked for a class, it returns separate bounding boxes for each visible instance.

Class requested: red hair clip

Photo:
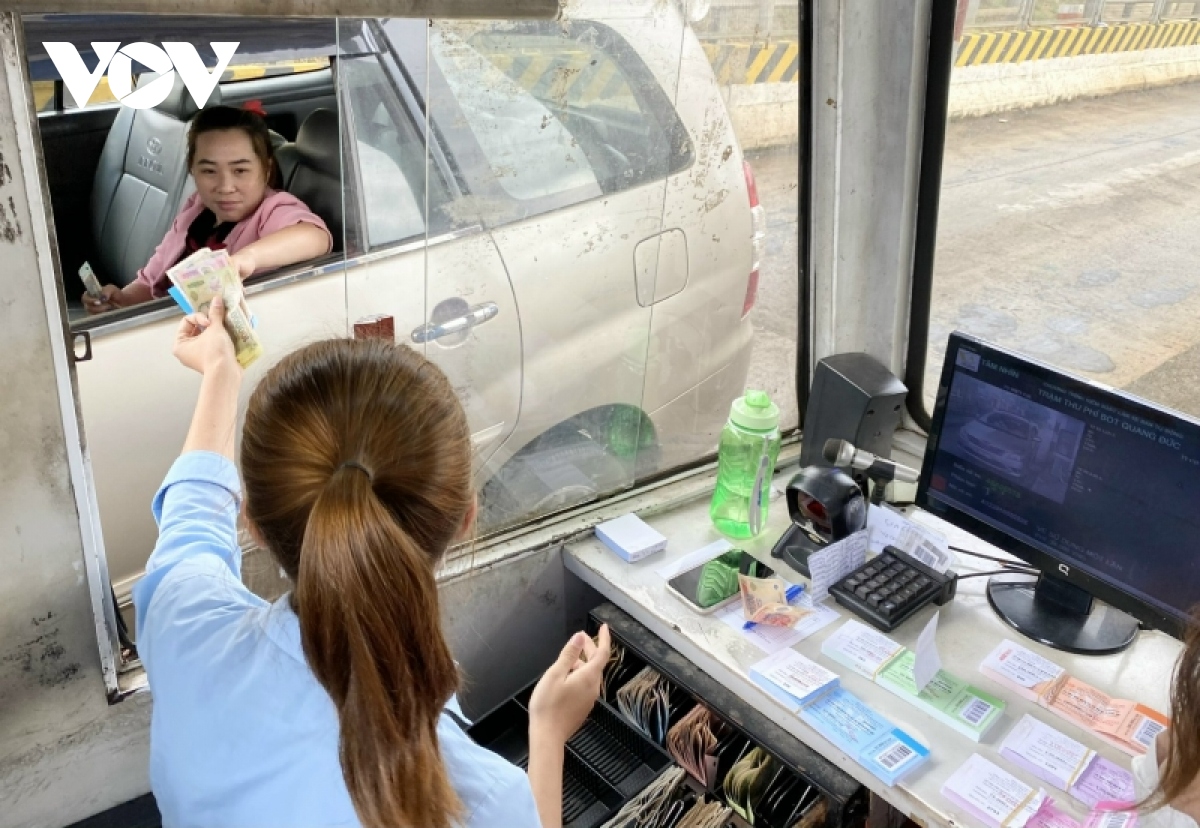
[242,99,266,117]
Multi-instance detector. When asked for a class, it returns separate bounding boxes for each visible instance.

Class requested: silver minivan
[29,0,762,605]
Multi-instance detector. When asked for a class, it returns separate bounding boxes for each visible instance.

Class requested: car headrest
[146,72,222,121]
[294,109,340,177]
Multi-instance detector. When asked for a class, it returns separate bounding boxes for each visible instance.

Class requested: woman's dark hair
[241,339,470,828]
[186,105,279,188]
[1143,610,1200,812]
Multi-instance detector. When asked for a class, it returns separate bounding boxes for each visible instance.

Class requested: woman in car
[84,104,331,314]
[134,296,608,827]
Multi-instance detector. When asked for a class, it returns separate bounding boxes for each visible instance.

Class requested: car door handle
[410,302,499,344]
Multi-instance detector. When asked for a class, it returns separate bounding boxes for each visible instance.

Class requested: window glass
[341,56,426,247]
[25,15,346,669]
[920,2,1200,421]
[64,76,118,109]
[220,56,331,83]
[428,20,693,210]
[384,2,802,537]
[431,28,602,204]
[33,79,57,112]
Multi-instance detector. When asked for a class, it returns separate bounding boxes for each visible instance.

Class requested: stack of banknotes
[166,248,263,368]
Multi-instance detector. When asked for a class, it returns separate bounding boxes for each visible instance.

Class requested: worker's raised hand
[173,295,239,377]
[528,624,611,746]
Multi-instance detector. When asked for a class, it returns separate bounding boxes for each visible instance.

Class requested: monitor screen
[916,332,1200,635]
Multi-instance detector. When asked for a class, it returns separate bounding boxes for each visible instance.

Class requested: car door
[338,20,521,470]
[63,23,349,601]
[418,15,686,475]
[73,270,348,600]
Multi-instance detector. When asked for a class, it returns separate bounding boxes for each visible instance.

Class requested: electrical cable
[956,569,1038,581]
[949,544,1035,570]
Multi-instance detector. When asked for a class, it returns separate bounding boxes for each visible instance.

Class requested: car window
[220,57,330,83]
[429,20,692,213]
[340,55,429,248]
[431,28,601,204]
[986,412,1033,439]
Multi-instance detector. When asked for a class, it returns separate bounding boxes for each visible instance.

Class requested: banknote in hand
[167,248,263,368]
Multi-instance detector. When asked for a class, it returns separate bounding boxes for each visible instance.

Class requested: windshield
[983,411,1035,440]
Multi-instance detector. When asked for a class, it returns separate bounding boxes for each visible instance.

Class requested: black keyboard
[829,546,957,632]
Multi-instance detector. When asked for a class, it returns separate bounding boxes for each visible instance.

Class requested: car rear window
[430,20,693,208]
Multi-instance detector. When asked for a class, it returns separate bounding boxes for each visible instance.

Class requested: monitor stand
[987,573,1139,656]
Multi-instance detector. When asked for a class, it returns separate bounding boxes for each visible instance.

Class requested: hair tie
[338,461,373,482]
[242,99,267,117]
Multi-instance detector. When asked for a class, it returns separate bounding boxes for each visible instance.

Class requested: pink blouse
[134,188,333,298]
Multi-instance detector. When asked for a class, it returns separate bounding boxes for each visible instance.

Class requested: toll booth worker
[133,299,608,828]
[84,105,331,314]
[1136,618,1200,828]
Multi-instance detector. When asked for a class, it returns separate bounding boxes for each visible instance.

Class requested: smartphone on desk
[666,549,775,614]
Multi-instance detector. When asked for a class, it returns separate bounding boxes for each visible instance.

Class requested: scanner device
[771,465,867,577]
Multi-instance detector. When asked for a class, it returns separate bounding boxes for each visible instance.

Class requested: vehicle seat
[277,108,343,253]
[91,73,221,287]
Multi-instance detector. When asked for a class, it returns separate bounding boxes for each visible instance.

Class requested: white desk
[563,474,1182,827]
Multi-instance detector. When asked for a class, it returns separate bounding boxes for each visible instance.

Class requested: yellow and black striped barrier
[701,40,800,85]
[32,58,329,113]
[478,38,801,103]
[957,20,1200,67]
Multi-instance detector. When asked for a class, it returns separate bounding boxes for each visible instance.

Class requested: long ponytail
[297,467,460,828]
[241,339,474,828]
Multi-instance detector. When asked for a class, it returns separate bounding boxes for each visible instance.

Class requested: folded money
[738,573,812,628]
[166,248,263,368]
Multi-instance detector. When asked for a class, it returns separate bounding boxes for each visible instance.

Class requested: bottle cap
[730,390,780,431]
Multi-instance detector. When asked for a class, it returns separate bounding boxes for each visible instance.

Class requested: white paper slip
[981,639,1066,701]
[1001,715,1095,790]
[867,504,953,573]
[807,529,870,602]
[913,611,942,692]
[821,619,904,680]
[655,539,733,579]
[750,649,840,710]
[717,590,840,654]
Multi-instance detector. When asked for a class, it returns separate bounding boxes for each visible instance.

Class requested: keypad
[828,546,957,632]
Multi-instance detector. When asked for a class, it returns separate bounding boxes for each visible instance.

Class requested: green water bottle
[709,390,782,539]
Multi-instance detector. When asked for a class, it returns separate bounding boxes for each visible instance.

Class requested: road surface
[743,145,801,431]
[744,80,1200,432]
[927,80,1200,418]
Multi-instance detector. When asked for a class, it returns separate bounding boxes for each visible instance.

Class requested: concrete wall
[949,42,1200,117]
[0,11,157,826]
[721,82,799,149]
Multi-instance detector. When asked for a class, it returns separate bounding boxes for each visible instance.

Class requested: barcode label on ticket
[959,697,994,726]
[909,541,942,570]
[1098,811,1135,828]
[1133,716,1165,748]
[876,741,915,771]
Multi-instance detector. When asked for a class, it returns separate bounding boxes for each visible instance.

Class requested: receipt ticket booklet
[943,753,1053,828]
[822,619,1006,740]
[750,649,839,710]
[981,640,1168,756]
[800,685,929,786]
[749,649,928,785]
[1001,714,1135,808]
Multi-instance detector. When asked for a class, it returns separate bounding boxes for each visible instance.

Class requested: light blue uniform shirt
[133,451,542,828]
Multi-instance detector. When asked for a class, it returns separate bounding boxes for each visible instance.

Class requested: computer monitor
[916,332,1200,654]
